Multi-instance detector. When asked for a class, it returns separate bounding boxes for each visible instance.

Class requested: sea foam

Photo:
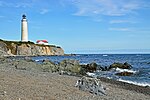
[118,78,150,87]
[86,72,96,77]
[115,68,137,73]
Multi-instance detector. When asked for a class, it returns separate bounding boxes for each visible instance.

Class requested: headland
[0,39,64,56]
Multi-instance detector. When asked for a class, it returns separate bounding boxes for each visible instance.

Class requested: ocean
[32,54,150,87]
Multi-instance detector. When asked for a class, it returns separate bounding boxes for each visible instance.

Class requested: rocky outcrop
[80,62,97,74]
[0,39,64,56]
[109,62,132,70]
[41,59,59,73]
[59,59,81,74]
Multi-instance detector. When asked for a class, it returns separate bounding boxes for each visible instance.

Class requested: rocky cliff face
[0,39,64,56]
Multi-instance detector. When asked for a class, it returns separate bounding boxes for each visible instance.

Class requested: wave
[115,68,137,73]
[86,72,96,77]
[35,59,40,62]
[118,78,150,87]
[102,55,108,57]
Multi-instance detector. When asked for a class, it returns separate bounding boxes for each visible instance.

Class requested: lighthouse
[21,14,28,42]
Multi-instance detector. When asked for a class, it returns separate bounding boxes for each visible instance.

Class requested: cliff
[0,39,64,56]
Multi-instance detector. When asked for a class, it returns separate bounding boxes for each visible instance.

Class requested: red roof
[36,40,48,43]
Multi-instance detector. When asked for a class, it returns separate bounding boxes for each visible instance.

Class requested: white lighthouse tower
[21,14,28,42]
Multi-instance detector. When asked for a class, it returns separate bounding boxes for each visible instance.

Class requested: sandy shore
[0,68,149,100]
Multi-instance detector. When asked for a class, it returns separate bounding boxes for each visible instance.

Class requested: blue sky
[0,0,150,54]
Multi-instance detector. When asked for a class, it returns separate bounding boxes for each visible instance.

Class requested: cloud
[109,20,136,24]
[0,0,34,8]
[0,0,52,15]
[109,28,131,31]
[14,2,33,8]
[68,0,149,17]
[40,8,50,14]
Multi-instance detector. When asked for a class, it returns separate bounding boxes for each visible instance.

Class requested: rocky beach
[0,56,150,100]
[1,0,150,99]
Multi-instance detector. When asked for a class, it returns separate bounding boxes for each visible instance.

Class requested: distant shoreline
[3,53,150,57]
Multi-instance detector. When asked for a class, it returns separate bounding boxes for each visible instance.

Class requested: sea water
[32,54,150,87]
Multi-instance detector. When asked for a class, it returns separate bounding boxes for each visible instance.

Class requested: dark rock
[64,54,76,56]
[79,62,99,75]
[97,65,105,71]
[124,62,132,68]
[109,62,132,69]
[104,66,109,71]
[115,72,134,76]
[86,63,98,72]
[147,62,150,64]
[97,65,109,71]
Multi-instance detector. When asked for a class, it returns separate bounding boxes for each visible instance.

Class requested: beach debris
[75,76,106,96]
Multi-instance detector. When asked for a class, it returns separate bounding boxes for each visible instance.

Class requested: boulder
[13,60,41,71]
[60,59,80,66]
[81,62,97,73]
[59,59,81,74]
[75,76,106,95]
[41,59,58,72]
[87,62,97,71]
[97,65,109,71]
[147,62,150,64]
[115,72,134,76]
[124,62,132,68]
[109,62,132,69]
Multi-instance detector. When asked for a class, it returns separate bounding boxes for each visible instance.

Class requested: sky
[0,0,150,54]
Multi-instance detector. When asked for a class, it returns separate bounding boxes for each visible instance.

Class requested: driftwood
[75,76,106,96]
